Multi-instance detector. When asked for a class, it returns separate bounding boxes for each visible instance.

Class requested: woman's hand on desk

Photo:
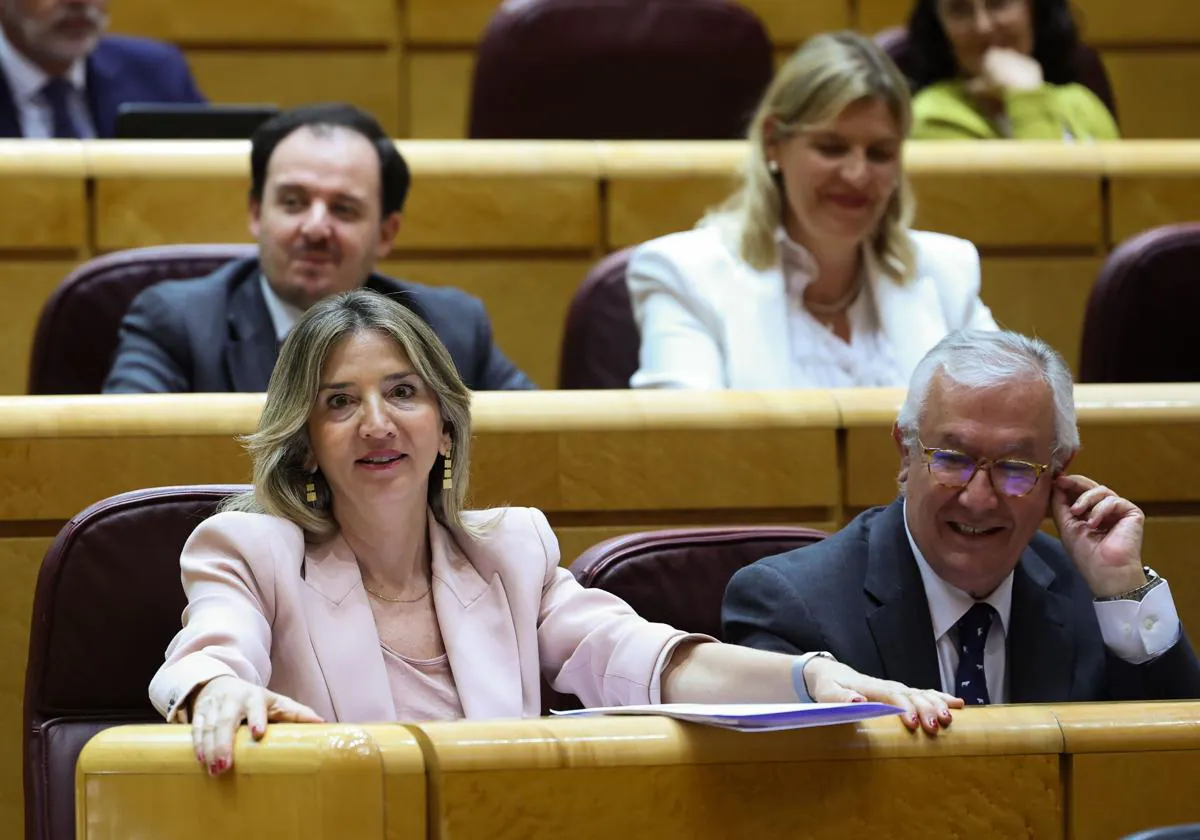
[192,675,324,775]
[804,657,965,736]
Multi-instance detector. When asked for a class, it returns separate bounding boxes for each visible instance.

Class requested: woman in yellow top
[905,0,1118,140]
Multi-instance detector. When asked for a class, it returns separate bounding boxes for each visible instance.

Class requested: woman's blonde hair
[222,289,474,542]
[709,30,916,280]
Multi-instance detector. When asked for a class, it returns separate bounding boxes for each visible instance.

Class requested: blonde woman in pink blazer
[150,289,961,776]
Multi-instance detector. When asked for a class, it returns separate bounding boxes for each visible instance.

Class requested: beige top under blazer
[150,507,702,722]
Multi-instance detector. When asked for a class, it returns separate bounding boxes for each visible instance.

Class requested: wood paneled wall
[106,0,1199,139]
[4,140,1200,394]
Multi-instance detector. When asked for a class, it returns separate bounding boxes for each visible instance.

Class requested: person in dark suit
[724,330,1200,718]
[103,103,534,393]
[0,0,204,138]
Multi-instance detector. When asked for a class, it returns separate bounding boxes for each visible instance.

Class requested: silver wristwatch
[1095,566,1164,603]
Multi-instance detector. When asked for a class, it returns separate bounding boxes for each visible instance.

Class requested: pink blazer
[149,507,701,722]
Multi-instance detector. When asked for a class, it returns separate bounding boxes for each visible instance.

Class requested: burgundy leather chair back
[558,248,639,389]
[469,0,773,139]
[541,526,825,713]
[24,485,246,840]
[874,26,1118,122]
[569,526,828,639]
[1080,223,1200,383]
[28,244,256,395]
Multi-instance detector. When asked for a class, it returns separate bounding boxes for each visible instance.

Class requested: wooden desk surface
[411,711,1064,840]
[76,724,425,840]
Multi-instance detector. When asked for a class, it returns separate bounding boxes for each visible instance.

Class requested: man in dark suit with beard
[103,103,533,393]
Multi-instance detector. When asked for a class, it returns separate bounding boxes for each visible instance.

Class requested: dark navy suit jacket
[102,258,536,393]
[0,34,204,138]
[723,500,1200,703]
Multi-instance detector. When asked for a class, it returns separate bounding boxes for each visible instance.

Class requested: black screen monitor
[114,104,279,139]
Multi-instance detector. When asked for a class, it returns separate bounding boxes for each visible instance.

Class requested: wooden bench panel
[912,173,1102,249]
[94,177,252,250]
[407,52,475,139]
[186,50,404,137]
[398,175,598,251]
[980,256,1102,375]
[76,726,413,839]
[411,712,1064,840]
[839,384,1200,508]
[1057,703,1200,840]
[0,143,87,251]
[1075,0,1200,44]
[1142,517,1200,632]
[0,537,52,839]
[404,0,850,48]
[89,142,601,252]
[380,258,592,389]
[1109,175,1200,244]
[0,262,75,396]
[854,0,910,33]
[738,0,850,45]
[1102,51,1200,139]
[606,177,734,250]
[110,0,398,45]
[405,0,497,45]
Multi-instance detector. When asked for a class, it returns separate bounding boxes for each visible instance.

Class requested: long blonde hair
[222,289,474,542]
[708,31,916,280]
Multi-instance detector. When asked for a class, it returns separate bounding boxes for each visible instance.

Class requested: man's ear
[892,423,911,483]
[1056,448,1078,475]
[377,211,402,260]
[248,195,262,239]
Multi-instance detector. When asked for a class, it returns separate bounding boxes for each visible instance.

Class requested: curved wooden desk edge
[1052,701,1200,753]
[405,706,1064,773]
[0,390,843,438]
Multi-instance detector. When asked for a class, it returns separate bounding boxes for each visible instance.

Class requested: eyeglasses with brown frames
[918,439,1050,498]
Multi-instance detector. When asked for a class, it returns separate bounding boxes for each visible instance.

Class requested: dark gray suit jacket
[102,259,535,393]
[723,500,1200,703]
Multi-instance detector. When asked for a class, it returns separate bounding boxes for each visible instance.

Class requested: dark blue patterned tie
[954,602,995,706]
[41,77,80,139]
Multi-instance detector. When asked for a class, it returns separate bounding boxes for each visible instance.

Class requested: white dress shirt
[259,275,304,344]
[902,501,1182,703]
[0,26,94,139]
[777,229,906,389]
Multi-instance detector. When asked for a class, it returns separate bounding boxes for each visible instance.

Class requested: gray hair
[896,330,1079,468]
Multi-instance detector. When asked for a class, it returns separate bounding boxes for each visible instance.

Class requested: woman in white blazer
[628,32,997,391]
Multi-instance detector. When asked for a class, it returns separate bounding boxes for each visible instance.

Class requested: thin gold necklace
[364,582,431,603]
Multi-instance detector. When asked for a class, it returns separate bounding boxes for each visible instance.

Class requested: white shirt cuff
[1094,580,1182,664]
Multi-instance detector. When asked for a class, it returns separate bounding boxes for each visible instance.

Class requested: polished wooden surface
[1055,703,1200,839]
[8,140,1200,393]
[68,705,1200,840]
[413,712,1064,840]
[111,0,399,44]
[76,724,425,840]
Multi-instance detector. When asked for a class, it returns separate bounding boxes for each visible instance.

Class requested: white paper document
[551,702,903,732]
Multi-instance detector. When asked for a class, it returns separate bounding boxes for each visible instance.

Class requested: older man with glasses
[723,329,1200,715]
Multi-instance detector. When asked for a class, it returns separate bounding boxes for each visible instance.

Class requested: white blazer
[626,224,998,389]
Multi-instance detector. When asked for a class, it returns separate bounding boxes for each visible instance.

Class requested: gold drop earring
[442,446,453,491]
